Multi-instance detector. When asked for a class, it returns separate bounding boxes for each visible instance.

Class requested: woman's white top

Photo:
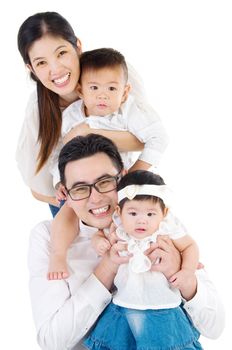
[112,212,187,310]
[15,64,168,196]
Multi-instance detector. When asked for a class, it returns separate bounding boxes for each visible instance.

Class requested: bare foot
[47,253,69,280]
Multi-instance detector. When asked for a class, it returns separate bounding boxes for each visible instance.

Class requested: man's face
[65,153,120,229]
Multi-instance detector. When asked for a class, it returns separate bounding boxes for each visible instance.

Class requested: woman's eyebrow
[32,45,68,62]
[54,45,67,53]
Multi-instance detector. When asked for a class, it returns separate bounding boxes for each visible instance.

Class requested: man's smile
[90,205,111,217]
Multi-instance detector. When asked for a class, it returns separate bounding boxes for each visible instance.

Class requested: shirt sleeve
[28,221,112,350]
[182,269,225,339]
[61,100,85,137]
[158,211,188,240]
[127,62,150,106]
[127,63,169,166]
[121,94,169,167]
[15,91,55,196]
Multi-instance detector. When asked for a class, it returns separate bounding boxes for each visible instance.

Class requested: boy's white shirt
[49,94,168,188]
[28,220,224,349]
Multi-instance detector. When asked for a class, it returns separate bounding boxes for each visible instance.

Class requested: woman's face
[28,34,81,102]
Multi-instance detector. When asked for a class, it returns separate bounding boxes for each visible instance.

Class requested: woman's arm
[63,123,143,152]
[90,129,144,152]
[146,236,225,339]
[31,190,59,207]
[128,159,152,172]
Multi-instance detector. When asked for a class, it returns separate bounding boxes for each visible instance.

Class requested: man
[29,134,224,350]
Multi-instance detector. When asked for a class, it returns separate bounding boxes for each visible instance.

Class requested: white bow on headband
[118,184,172,207]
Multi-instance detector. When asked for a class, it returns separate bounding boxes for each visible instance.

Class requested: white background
[0,0,231,348]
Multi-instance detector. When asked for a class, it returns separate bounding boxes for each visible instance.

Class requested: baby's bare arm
[169,235,199,291]
[174,235,199,272]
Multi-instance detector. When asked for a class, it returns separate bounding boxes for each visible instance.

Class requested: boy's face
[79,66,130,116]
[117,199,167,239]
[65,152,121,229]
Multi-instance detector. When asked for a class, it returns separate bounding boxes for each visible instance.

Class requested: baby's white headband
[118,184,172,207]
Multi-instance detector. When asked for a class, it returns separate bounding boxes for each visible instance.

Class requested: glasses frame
[66,173,121,201]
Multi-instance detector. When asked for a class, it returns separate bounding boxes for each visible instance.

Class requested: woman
[16,11,149,216]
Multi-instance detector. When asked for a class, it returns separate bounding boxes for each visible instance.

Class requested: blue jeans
[84,303,203,350]
[49,200,65,218]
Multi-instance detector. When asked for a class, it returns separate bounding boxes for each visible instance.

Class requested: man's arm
[182,269,225,339]
[146,236,225,339]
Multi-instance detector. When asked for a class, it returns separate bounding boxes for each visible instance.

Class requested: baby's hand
[169,268,195,290]
[94,238,111,256]
[109,241,131,265]
[107,222,117,245]
[55,183,67,202]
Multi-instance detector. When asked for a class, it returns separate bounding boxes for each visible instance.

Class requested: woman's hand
[31,189,60,207]
[63,123,91,144]
[55,183,67,202]
[145,235,181,279]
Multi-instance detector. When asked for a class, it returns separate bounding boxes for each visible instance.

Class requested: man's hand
[145,235,181,279]
[109,241,132,266]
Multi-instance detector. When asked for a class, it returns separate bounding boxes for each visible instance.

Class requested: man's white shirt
[28,220,225,350]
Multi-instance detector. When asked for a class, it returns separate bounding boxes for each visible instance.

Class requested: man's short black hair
[59,134,124,185]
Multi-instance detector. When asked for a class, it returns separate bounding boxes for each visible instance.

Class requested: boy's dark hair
[58,134,124,185]
[80,48,128,82]
[117,170,166,212]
